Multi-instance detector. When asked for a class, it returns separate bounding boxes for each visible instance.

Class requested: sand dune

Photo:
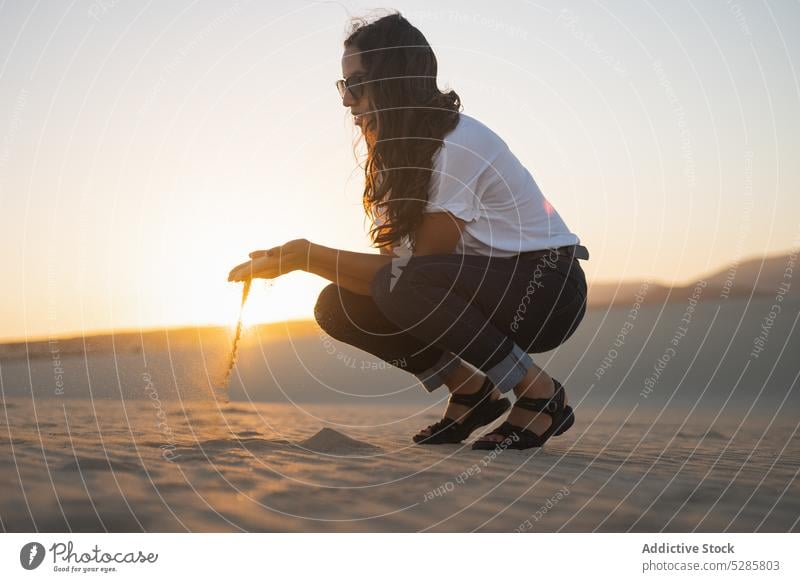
[0,397,796,532]
[1,250,797,532]
[1,248,795,358]
[588,248,797,307]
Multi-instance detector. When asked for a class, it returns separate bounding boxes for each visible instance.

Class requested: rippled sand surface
[1,397,797,532]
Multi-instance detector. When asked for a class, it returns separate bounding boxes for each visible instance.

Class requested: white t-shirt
[422,112,580,257]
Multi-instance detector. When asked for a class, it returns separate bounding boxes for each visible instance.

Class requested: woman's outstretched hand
[227,239,310,282]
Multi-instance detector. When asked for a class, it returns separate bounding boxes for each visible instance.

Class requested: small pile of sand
[298,428,380,454]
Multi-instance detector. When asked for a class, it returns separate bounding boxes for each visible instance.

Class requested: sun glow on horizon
[223,274,326,331]
[1,2,798,343]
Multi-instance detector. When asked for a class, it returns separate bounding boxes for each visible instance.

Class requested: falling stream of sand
[215,279,252,402]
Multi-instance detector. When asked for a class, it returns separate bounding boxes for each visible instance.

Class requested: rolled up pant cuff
[415,351,462,393]
[486,343,533,393]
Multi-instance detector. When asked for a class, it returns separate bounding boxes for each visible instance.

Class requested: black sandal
[413,376,511,445]
[471,379,574,450]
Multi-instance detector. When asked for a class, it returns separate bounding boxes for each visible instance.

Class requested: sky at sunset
[1,0,798,342]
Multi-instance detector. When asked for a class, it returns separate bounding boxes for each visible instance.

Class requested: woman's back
[426,112,580,257]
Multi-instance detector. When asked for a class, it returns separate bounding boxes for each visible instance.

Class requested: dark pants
[313,247,588,393]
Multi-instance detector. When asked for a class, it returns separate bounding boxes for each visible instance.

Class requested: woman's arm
[306,243,391,295]
[228,239,387,295]
[306,212,465,294]
[410,212,464,255]
[228,212,466,296]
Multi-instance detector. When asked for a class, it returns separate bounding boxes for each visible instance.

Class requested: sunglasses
[335,74,370,100]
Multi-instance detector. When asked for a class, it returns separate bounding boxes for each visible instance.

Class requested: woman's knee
[314,283,347,335]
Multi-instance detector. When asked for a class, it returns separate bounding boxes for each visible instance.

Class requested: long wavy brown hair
[344,12,462,250]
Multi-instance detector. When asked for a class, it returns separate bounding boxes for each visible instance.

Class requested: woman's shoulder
[437,113,508,161]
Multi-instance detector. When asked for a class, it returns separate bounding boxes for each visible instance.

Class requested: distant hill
[1,249,796,357]
[587,248,797,307]
[0,320,319,361]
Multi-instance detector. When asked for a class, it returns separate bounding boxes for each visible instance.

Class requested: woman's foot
[413,369,509,444]
[472,365,569,446]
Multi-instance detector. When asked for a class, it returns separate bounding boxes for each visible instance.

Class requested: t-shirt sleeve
[425,143,481,222]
